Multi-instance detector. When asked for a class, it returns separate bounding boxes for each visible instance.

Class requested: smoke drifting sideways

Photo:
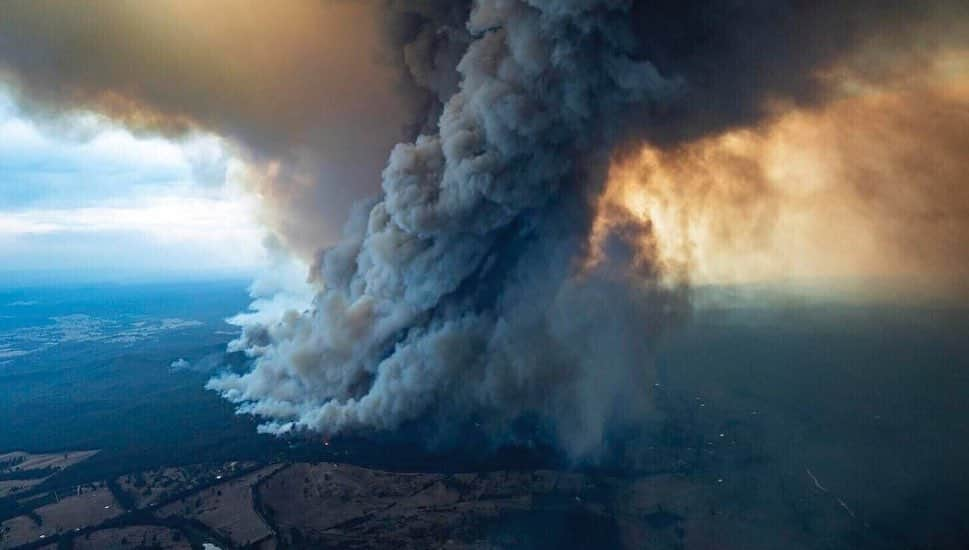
[0,0,469,256]
[2,0,967,459]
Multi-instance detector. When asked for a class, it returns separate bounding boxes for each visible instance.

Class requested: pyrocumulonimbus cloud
[2,0,966,458]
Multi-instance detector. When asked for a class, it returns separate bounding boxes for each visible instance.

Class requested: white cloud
[0,190,266,275]
[0,191,261,242]
[0,87,268,278]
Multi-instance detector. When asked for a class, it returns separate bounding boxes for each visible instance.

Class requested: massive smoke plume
[1,1,967,457]
[208,1,687,458]
[205,0,969,457]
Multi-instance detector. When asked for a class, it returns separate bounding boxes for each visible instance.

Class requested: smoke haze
[598,58,969,294]
[0,0,467,254]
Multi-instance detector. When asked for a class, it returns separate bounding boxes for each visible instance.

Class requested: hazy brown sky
[0,0,418,255]
[593,51,969,295]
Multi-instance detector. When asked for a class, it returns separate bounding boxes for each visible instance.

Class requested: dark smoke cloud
[622,0,969,147]
[0,0,470,253]
[1,0,965,457]
[209,0,686,458]
[205,0,966,458]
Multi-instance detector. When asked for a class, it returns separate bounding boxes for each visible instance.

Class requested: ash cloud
[209,0,686,458]
[622,0,969,146]
[206,0,966,458]
[2,1,966,457]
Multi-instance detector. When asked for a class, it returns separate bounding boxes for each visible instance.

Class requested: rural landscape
[1,282,968,549]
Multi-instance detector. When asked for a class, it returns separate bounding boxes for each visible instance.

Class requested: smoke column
[208,1,685,459]
[207,0,969,457]
[1,1,966,458]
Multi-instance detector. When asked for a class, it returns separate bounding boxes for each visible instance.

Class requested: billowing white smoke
[208,0,683,458]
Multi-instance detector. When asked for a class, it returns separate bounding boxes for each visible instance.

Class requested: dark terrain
[1,281,968,548]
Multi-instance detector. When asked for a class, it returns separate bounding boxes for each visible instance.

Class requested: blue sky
[0,88,267,283]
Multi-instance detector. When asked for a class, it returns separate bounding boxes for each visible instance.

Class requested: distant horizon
[1,270,965,313]
[0,268,256,289]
